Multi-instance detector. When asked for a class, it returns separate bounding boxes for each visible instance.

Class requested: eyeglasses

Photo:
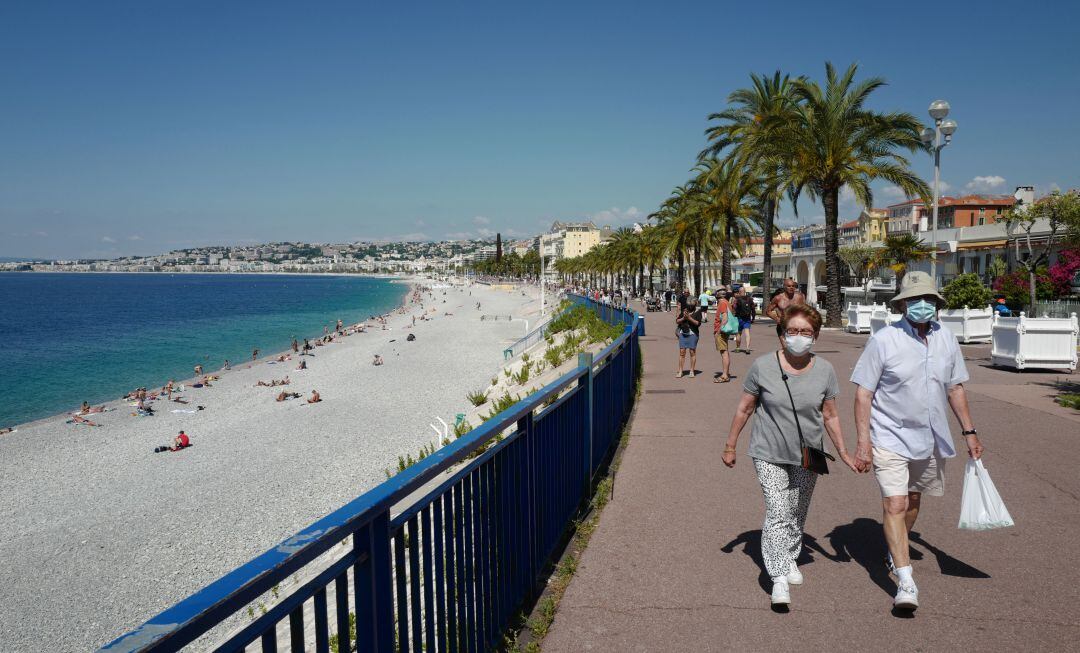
[783,329,815,337]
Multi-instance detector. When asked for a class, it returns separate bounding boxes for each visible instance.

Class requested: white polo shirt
[850,318,969,460]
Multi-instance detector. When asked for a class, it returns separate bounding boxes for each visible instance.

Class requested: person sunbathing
[373,354,384,366]
[276,391,302,402]
[71,413,101,427]
[307,390,321,404]
[297,360,307,370]
[80,402,105,414]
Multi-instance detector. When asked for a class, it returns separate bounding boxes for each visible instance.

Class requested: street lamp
[920,100,957,282]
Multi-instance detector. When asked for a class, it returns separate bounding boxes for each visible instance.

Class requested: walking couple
[722,273,984,611]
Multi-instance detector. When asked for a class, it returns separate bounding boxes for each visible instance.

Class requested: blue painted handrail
[102,295,643,653]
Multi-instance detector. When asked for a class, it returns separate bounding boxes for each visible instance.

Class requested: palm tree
[653,184,702,291]
[704,70,801,299]
[697,158,763,286]
[877,233,931,291]
[781,62,931,327]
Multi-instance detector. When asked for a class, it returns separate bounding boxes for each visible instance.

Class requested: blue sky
[2,0,1078,259]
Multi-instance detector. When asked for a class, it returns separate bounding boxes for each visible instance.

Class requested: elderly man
[765,278,806,322]
[850,272,984,611]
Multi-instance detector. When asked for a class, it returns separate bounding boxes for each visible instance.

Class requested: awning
[956,239,1007,250]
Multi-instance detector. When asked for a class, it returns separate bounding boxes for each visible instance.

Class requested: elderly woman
[675,296,702,378]
[722,304,857,607]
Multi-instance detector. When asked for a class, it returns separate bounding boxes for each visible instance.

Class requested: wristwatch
[961,428,978,436]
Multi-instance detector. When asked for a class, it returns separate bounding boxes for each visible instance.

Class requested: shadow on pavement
[910,532,991,579]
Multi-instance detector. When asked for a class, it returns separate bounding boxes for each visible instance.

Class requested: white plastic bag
[958,459,1015,530]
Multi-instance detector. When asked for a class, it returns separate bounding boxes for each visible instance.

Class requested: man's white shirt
[851,318,970,460]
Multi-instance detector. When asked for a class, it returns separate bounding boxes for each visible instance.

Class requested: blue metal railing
[102,296,642,653]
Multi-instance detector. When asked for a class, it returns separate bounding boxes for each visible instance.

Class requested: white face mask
[783,334,814,356]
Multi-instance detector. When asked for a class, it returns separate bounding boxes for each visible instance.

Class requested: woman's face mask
[783,334,814,356]
[905,298,937,324]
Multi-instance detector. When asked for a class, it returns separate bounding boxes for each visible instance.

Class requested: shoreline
[0,274,413,431]
[0,279,544,651]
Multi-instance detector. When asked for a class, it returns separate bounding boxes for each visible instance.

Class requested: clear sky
[2,0,1078,259]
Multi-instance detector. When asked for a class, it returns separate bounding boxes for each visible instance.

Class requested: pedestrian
[291,337,299,354]
[698,288,712,321]
[664,288,673,312]
[675,297,702,378]
[722,303,857,606]
[850,271,984,611]
[765,279,806,323]
[712,290,732,383]
[252,348,259,361]
[733,286,756,354]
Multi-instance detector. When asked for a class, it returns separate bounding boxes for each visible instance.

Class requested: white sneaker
[894,583,919,610]
[786,562,803,585]
[771,579,791,606]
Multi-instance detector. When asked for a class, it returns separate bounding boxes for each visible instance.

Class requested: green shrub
[1057,393,1080,410]
[512,363,531,385]
[453,419,473,439]
[544,346,567,368]
[941,273,992,310]
[482,392,520,420]
[466,389,489,406]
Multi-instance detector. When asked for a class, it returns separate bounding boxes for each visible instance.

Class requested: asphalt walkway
[544,305,1080,652]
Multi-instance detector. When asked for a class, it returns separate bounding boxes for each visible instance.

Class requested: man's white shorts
[872,446,945,497]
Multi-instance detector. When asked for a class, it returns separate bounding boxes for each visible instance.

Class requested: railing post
[578,352,594,501]
[516,411,538,598]
[354,513,395,652]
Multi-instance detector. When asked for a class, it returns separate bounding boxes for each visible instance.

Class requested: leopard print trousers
[753,458,818,579]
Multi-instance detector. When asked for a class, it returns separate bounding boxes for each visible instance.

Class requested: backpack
[734,296,754,320]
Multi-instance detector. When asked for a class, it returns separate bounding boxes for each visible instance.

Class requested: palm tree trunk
[693,240,702,294]
[823,187,842,328]
[762,198,775,300]
[677,251,685,291]
[721,216,732,285]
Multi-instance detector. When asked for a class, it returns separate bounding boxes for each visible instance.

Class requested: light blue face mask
[905,298,937,324]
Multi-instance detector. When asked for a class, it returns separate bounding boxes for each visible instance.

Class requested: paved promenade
[545,306,1080,652]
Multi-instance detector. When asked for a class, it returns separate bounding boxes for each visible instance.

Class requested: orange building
[937,194,1016,228]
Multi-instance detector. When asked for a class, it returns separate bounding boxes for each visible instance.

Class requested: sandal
[675,371,684,378]
[713,375,731,383]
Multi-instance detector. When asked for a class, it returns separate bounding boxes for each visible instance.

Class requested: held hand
[722,449,736,468]
[854,441,873,473]
[966,434,984,460]
[839,451,859,473]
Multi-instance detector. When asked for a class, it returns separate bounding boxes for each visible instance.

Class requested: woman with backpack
[713,290,736,383]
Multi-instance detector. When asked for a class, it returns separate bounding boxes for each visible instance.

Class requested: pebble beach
[0,279,545,651]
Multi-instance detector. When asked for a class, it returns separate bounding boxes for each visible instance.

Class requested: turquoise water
[0,273,406,427]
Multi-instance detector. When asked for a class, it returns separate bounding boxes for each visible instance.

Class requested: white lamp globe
[928,100,950,121]
[940,119,957,136]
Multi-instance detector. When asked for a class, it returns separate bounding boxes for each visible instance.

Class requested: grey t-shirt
[742,353,840,465]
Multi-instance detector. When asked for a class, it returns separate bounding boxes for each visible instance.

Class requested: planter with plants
[991,311,1078,372]
[939,273,994,343]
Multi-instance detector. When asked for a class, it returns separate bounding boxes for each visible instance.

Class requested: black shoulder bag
[775,351,834,475]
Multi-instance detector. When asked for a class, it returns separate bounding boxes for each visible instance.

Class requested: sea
[0,273,407,427]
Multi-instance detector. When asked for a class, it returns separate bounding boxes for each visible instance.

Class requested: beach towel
[170,409,198,414]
